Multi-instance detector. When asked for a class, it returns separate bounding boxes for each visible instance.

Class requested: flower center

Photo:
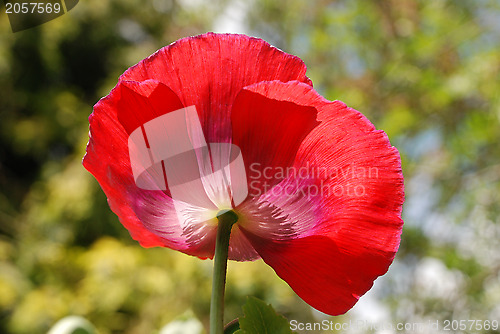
[216,209,239,225]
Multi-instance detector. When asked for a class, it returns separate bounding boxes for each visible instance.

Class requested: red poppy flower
[83,32,404,316]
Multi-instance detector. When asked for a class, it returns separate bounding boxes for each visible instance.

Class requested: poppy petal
[240,233,394,315]
[83,89,168,248]
[83,79,215,253]
[231,81,320,199]
[238,80,404,253]
[236,80,403,314]
[118,33,312,144]
[293,100,404,257]
[116,80,184,135]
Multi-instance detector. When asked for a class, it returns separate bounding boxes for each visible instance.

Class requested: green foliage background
[0,0,499,333]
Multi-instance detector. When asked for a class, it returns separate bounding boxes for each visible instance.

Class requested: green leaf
[234,297,296,334]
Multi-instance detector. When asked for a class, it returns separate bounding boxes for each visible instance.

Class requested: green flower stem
[210,210,238,334]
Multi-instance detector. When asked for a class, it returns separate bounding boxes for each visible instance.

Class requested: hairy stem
[210,210,238,334]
